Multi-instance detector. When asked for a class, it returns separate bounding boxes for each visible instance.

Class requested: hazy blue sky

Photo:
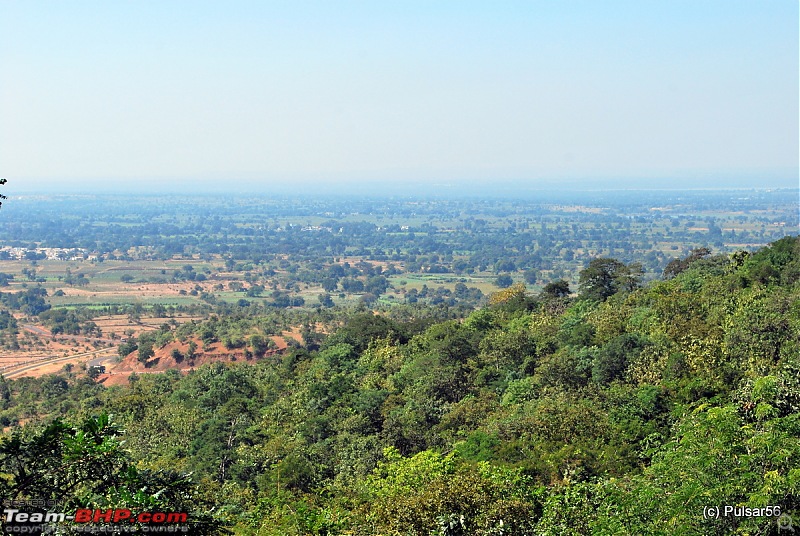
[1,1,797,193]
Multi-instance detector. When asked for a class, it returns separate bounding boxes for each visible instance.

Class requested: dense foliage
[1,236,799,534]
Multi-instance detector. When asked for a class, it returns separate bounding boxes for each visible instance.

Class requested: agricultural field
[0,189,796,380]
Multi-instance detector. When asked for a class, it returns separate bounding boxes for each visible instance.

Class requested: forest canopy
[1,236,798,534]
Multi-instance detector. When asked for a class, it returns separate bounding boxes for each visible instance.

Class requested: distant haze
[1,1,797,194]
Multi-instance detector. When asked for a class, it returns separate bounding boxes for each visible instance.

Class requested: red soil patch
[98,330,300,386]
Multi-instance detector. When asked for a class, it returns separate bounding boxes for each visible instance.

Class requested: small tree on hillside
[137,340,154,364]
[541,279,571,299]
[579,258,642,301]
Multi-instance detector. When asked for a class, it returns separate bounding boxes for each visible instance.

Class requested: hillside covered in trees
[2,236,800,535]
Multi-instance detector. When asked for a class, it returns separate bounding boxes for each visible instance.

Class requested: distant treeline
[1,191,795,280]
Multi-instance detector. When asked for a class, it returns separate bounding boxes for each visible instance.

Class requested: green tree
[138,340,155,364]
[249,333,269,357]
[318,293,334,307]
[523,268,539,285]
[360,447,542,535]
[541,280,570,299]
[592,333,649,385]
[495,274,514,288]
[578,258,641,301]
[592,402,800,535]
[0,414,230,534]
[663,247,712,279]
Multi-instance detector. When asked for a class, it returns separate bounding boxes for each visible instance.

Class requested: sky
[1,1,798,194]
